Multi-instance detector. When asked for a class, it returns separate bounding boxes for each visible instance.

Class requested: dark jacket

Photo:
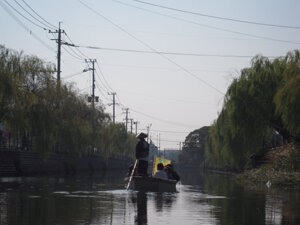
[135,139,149,159]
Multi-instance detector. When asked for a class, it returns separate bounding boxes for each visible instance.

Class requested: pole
[57,22,61,82]
[126,159,138,190]
[123,108,129,132]
[92,60,95,108]
[108,92,117,124]
[130,119,133,133]
[134,121,139,135]
[50,22,65,83]
[85,59,97,108]
[112,93,116,124]
[146,124,152,142]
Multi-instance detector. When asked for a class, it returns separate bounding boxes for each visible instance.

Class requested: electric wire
[13,0,54,30]
[61,37,85,60]
[94,70,112,93]
[0,1,55,52]
[111,0,300,45]
[130,108,198,128]
[100,62,228,73]
[62,71,85,80]
[75,45,278,58]
[139,128,189,134]
[96,62,115,92]
[95,81,110,101]
[131,0,300,29]
[3,0,47,30]
[118,89,214,104]
[20,0,57,29]
[79,86,92,92]
[62,45,84,61]
[64,32,90,59]
[49,32,84,61]
[78,0,225,95]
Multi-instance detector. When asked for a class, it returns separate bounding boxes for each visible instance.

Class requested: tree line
[181,50,300,170]
[0,45,136,158]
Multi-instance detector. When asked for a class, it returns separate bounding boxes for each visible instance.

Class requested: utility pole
[129,119,133,133]
[146,124,152,142]
[49,22,65,82]
[133,121,139,135]
[123,108,129,132]
[108,92,117,124]
[159,133,161,156]
[84,59,97,108]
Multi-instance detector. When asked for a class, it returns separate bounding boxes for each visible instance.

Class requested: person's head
[164,166,171,173]
[157,163,164,171]
[166,164,174,171]
[137,132,148,140]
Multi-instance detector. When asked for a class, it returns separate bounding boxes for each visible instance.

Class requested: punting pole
[126,160,138,190]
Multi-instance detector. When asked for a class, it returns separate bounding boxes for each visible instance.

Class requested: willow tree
[274,51,300,141]
[0,45,137,158]
[205,50,300,170]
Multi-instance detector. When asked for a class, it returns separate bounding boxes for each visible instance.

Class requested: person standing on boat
[135,132,149,176]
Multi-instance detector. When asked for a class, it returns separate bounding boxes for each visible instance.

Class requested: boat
[125,175,178,192]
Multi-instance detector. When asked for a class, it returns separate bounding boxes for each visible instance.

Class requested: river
[0,169,299,225]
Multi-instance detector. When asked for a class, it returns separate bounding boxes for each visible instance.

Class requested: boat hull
[126,176,177,192]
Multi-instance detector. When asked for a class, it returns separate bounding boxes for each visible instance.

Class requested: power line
[62,45,84,61]
[95,62,115,92]
[131,0,300,29]
[64,33,90,59]
[99,62,228,73]
[111,0,300,45]
[0,1,55,52]
[62,71,85,79]
[78,0,225,95]
[13,0,54,30]
[95,70,112,93]
[118,89,215,104]
[139,128,189,134]
[20,0,57,29]
[3,0,47,30]
[95,80,110,101]
[74,44,278,58]
[130,108,197,128]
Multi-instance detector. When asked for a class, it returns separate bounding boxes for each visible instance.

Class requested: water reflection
[0,170,299,225]
[134,192,147,225]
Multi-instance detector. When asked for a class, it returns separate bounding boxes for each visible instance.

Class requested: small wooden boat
[125,176,178,192]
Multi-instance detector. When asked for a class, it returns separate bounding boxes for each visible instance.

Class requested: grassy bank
[236,143,300,189]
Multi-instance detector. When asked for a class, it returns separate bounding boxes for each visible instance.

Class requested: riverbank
[0,150,133,176]
[236,143,300,189]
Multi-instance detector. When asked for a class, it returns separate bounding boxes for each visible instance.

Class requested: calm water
[0,170,299,225]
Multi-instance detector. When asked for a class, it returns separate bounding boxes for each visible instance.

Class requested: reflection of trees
[204,173,266,225]
[0,193,8,225]
[265,190,300,225]
[2,173,129,225]
[178,169,205,186]
[153,192,177,213]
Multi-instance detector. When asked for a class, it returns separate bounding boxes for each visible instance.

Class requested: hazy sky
[1,0,299,150]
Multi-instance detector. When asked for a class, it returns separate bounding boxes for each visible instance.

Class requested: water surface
[0,170,299,225]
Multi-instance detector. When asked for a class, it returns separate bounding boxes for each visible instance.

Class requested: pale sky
[1,0,299,150]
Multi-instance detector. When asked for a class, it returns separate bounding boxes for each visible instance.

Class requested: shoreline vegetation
[0,45,137,159]
[236,143,300,190]
[178,50,300,190]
